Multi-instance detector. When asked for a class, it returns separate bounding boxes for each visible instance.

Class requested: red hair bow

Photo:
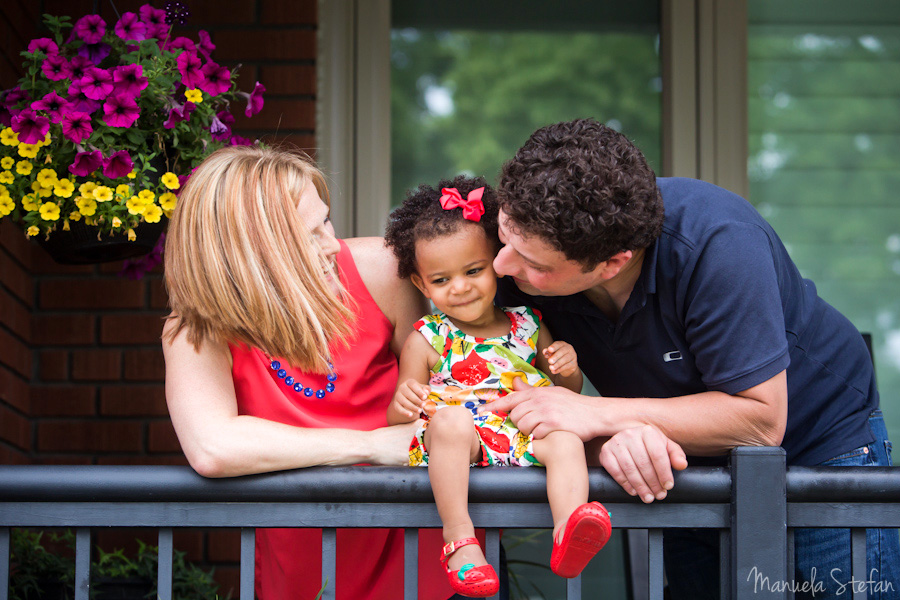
[439,187,485,222]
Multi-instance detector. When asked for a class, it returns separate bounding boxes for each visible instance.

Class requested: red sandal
[440,537,500,597]
[550,501,612,578]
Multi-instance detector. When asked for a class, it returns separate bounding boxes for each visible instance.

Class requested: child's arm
[387,331,439,425]
[535,325,583,393]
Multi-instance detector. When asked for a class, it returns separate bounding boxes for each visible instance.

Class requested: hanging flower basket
[36,217,165,264]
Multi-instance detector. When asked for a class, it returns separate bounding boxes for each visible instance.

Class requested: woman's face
[296,181,341,293]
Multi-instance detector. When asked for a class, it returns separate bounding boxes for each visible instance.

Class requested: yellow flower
[126,196,146,215]
[143,204,163,223]
[0,195,13,216]
[93,186,113,202]
[126,228,136,241]
[39,201,60,221]
[69,210,82,222]
[115,184,131,197]
[22,193,39,211]
[161,172,180,190]
[31,181,53,198]
[15,160,33,176]
[76,196,97,216]
[185,88,203,103]
[159,192,177,211]
[26,225,39,237]
[127,170,137,179]
[111,216,123,228]
[39,132,51,146]
[1,157,13,169]
[0,128,18,146]
[0,171,12,184]
[62,219,70,231]
[78,181,98,198]
[137,189,155,203]
[37,169,58,187]
[54,178,75,198]
[17,143,39,159]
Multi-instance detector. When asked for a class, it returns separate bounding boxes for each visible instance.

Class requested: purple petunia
[209,112,231,141]
[60,110,93,144]
[199,61,231,96]
[163,101,195,129]
[69,150,103,177]
[245,82,265,117]
[3,87,29,110]
[176,51,204,89]
[77,42,112,65]
[66,81,102,115]
[33,91,69,123]
[103,93,140,128]
[80,67,114,100]
[114,12,147,41]
[196,30,215,57]
[27,38,58,56]
[113,64,149,96]
[42,54,71,81]
[67,56,93,82]
[103,150,134,179]
[166,36,196,54]
[72,14,106,45]
[140,4,168,26]
[230,135,254,147]
[11,109,50,144]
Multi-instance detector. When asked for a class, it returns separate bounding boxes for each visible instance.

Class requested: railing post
[731,446,787,599]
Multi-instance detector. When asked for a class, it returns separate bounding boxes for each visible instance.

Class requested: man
[488,118,897,598]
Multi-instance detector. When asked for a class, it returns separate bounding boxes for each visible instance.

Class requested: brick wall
[0,1,319,594]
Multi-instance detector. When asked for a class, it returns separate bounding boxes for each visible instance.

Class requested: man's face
[493,209,602,296]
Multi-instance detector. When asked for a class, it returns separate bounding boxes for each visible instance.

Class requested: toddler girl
[384,176,612,598]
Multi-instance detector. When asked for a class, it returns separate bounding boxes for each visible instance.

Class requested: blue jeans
[664,410,900,599]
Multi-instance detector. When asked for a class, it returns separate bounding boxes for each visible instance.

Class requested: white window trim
[317,0,748,237]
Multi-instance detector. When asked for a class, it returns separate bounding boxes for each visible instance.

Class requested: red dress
[231,240,453,600]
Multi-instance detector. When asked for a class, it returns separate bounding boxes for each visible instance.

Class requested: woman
[162,145,455,599]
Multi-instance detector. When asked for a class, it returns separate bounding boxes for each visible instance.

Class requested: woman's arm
[534,324,583,393]
[163,320,419,477]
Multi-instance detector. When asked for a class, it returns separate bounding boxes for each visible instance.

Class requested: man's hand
[597,425,688,503]
[480,378,596,440]
[390,379,430,420]
[542,341,579,377]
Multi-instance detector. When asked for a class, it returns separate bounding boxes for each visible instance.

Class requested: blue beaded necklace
[269,359,337,399]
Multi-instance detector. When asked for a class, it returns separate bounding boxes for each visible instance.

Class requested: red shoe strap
[441,537,480,561]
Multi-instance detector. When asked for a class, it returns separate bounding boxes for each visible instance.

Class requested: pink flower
[80,67,114,100]
[114,12,147,41]
[197,30,215,57]
[199,62,231,96]
[103,150,133,179]
[245,82,265,117]
[166,36,196,54]
[113,64,148,96]
[67,56,93,82]
[163,101,195,129]
[11,109,50,144]
[209,112,230,141]
[69,150,103,177]
[61,111,93,144]
[66,81,102,114]
[27,38,58,56]
[73,14,106,44]
[2,87,28,109]
[140,4,168,26]
[42,54,71,81]
[33,91,69,123]
[176,51,204,89]
[77,42,111,65]
[230,135,254,146]
[102,93,140,128]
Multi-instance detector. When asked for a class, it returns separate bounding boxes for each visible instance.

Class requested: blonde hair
[164,145,355,372]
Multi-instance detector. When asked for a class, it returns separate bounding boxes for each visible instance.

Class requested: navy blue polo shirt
[496,177,878,466]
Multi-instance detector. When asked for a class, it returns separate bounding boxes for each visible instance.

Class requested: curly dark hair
[498,118,664,269]
[385,175,500,279]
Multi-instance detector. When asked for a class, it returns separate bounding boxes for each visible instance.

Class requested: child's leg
[424,405,484,571]
[531,431,589,543]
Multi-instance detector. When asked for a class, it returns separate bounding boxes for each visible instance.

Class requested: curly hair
[385,175,500,279]
[498,118,664,269]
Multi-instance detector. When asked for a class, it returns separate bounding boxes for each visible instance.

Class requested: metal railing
[1,447,899,600]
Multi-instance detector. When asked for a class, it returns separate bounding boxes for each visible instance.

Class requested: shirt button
[863,447,869,454]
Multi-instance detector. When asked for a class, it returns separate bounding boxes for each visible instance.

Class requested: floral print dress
[408,306,553,467]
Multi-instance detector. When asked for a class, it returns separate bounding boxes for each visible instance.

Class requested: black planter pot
[35,219,166,265]
[93,576,154,600]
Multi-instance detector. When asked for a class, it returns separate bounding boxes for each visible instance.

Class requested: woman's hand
[368,420,424,466]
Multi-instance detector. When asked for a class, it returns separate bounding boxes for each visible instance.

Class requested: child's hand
[543,341,579,377]
[391,379,431,419]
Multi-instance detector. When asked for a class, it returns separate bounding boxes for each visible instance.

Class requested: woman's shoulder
[344,236,397,273]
